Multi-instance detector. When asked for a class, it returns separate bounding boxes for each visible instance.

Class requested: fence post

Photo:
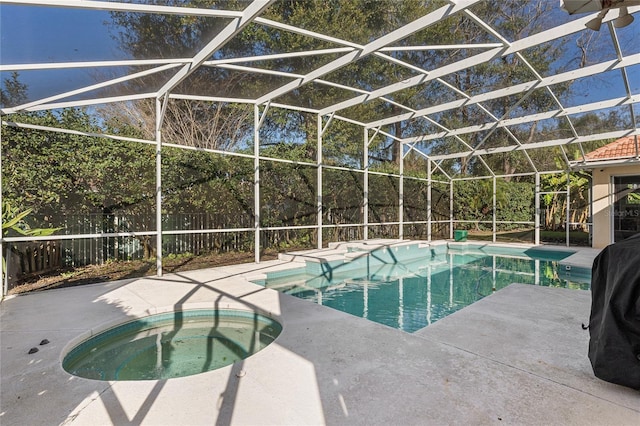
[492,176,497,243]
[566,170,570,247]
[363,128,369,241]
[254,104,263,263]
[317,113,323,249]
[450,180,454,239]
[535,172,540,245]
[427,159,432,242]
[399,143,404,240]
[155,97,163,276]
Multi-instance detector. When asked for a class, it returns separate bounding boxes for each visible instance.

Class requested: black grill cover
[588,232,640,389]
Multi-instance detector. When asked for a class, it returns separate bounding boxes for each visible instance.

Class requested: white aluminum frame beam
[3,64,182,113]
[379,43,504,52]
[402,95,640,144]
[156,0,274,100]
[155,97,164,276]
[429,129,640,161]
[325,46,505,117]
[461,9,563,172]
[255,1,480,105]
[0,58,191,72]
[254,17,362,50]
[0,0,243,18]
[0,48,355,73]
[368,52,640,131]
[2,93,157,113]
[329,8,639,121]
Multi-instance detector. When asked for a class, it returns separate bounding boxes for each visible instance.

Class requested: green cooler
[454,230,468,242]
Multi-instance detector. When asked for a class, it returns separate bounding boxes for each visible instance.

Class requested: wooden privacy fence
[5,241,63,283]
[20,241,62,275]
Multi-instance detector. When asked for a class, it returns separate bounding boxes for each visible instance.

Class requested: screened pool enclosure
[1,0,639,294]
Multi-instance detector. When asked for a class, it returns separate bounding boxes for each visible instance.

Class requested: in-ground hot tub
[63,309,281,381]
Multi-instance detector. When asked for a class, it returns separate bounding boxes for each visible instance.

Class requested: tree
[0,72,28,108]
[257,0,462,168]
[103,0,257,151]
[454,179,510,231]
[102,0,449,168]
[424,2,572,178]
[540,170,591,232]
[1,108,156,219]
[1,68,163,258]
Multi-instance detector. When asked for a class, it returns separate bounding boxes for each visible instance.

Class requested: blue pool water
[255,244,590,333]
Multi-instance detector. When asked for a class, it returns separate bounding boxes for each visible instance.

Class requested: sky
[0,4,120,101]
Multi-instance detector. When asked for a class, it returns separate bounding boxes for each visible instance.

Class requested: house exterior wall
[591,164,640,249]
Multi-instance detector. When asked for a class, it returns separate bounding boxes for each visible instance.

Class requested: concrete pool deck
[1,241,638,425]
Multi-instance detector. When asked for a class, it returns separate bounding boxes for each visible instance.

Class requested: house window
[613,176,640,242]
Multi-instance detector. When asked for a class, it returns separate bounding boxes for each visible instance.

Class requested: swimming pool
[63,309,282,380]
[254,243,590,333]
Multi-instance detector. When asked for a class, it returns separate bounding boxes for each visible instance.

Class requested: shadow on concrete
[2,241,638,425]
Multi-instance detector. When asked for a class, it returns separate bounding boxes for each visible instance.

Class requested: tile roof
[584,136,640,161]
